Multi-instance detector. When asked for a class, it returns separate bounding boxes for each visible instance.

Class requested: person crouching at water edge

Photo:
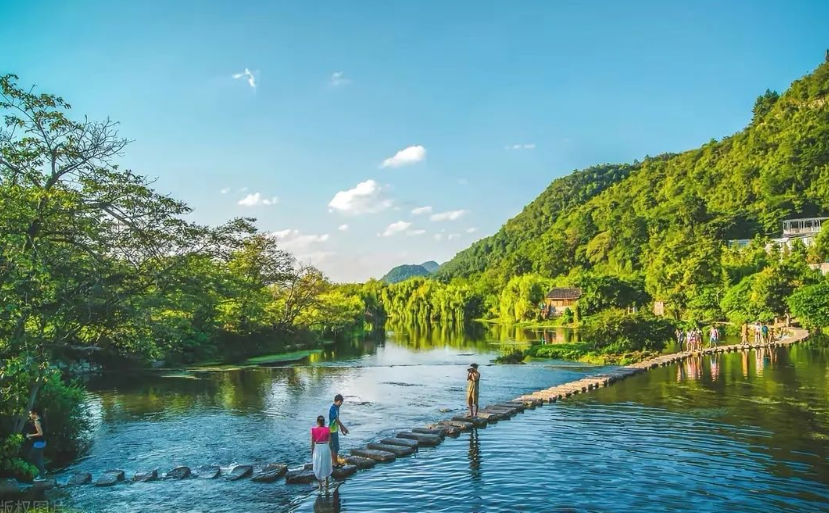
[311,415,333,495]
[329,394,349,468]
[467,363,480,417]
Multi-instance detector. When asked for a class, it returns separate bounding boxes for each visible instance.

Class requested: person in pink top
[311,415,333,494]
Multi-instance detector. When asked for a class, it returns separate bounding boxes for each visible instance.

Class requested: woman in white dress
[311,415,333,494]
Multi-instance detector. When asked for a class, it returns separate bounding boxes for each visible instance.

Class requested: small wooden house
[543,288,582,316]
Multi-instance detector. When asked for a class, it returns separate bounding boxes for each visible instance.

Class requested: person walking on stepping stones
[311,415,332,495]
[467,363,480,417]
[329,394,349,468]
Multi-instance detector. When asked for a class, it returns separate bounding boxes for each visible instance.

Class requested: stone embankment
[0,328,808,498]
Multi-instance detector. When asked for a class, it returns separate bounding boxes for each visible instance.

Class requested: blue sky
[3,0,828,282]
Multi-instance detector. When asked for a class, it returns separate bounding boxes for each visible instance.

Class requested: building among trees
[544,288,582,317]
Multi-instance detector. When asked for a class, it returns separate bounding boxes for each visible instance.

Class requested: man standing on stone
[467,363,480,417]
[329,394,349,468]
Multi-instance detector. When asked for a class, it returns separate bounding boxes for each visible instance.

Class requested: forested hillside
[436,61,829,320]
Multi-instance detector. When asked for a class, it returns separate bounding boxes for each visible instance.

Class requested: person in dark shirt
[25,407,47,481]
[328,394,349,468]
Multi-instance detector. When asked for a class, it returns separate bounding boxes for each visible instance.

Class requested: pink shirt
[311,426,330,443]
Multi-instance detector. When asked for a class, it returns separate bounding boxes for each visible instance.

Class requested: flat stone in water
[95,470,125,487]
[380,437,418,448]
[251,465,287,483]
[350,448,396,463]
[196,465,221,479]
[285,469,317,485]
[165,466,191,480]
[132,469,158,482]
[412,427,445,438]
[226,465,253,481]
[396,432,442,447]
[344,456,376,469]
[439,420,474,431]
[67,472,92,485]
[451,415,488,428]
[332,465,358,479]
[367,442,415,456]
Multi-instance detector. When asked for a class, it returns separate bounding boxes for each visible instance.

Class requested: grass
[243,349,322,365]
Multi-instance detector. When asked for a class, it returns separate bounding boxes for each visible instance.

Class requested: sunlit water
[53,326,829,513]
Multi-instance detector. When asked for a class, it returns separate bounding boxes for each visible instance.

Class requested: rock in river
[349,448,396,463]
[344,456,376,469]
[67,472,92,485]
[0,478,20,498]
[366,442,415,457]
[132,469,158,482]
[165,466,191,480]
[332,465,357,480]
[226,465,253,481]
[252,464,287,483]
[285,469,316,485]
[95,470,125,487]
[396,432,442,447]
[380,437,418,448]
[196,465,221,479]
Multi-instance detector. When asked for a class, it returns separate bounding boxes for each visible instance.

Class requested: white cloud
[430,209,467,222]
[232,68,257,89]
[505,143,536,150]
[238,192,278,207]
[411,206,432,215]
[220,187,231,194]
[331,71,351,87]
[380,145,426,168]
[407,229,426,236]
[328,179,393,214]
[447,233,461,241]
[466,227,478,233]
[338,224,349,231]
[271,229,331,255]
[434,234,443,241]
[380,221,412,237]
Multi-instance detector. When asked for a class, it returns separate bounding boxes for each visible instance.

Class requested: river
[54,325,829,512]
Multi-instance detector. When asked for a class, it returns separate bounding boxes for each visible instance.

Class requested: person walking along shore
[329,394,349,468]
[25,407,47,482]
[311,415,333,495]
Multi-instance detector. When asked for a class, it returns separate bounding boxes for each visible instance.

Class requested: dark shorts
[330,432,340,453]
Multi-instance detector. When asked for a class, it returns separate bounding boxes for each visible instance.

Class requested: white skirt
[313,442,333,481]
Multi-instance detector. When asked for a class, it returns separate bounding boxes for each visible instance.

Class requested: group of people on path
[675,321,778,352]
[309,364,481,495]
[675,325,721,351]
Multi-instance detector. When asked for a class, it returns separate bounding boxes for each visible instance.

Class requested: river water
[54,325,829,513]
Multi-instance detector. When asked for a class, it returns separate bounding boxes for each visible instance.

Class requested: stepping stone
[439,420,473,431]
[67,472,92,485]
[332,465,358,479]
[30,479,57,491]
[196,465,221,479]
[425,424,460,437]
[381,437,418,448]
[95,470,124,487]
[396,432,442,447]
[345,456,376,469]
[0,479,21,497]
[165,466,191,480]
[252,464,287,483]
[475,411,505,422]
[503,401,527,412]
[367,442,415,456]
[495,403,523,413]
[132,469,158,482]
[412,427,446,438]
[451,415,487,428]
[285,469,316,485]
[350,448,396,463]
[226,465,253,481]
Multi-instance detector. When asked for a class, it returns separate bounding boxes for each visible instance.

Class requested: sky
[2,0,828,282]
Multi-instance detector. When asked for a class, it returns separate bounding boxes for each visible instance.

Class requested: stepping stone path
[63,329,809,493]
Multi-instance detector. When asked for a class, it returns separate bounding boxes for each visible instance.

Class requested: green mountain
[438,60,829,296]
[420,261,440,273]
[381,262,438,283]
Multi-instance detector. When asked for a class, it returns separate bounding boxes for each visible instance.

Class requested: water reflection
[468,429,481,476]
[313,487,342,513]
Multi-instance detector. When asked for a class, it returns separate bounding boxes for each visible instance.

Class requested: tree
[787,281,829,330]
